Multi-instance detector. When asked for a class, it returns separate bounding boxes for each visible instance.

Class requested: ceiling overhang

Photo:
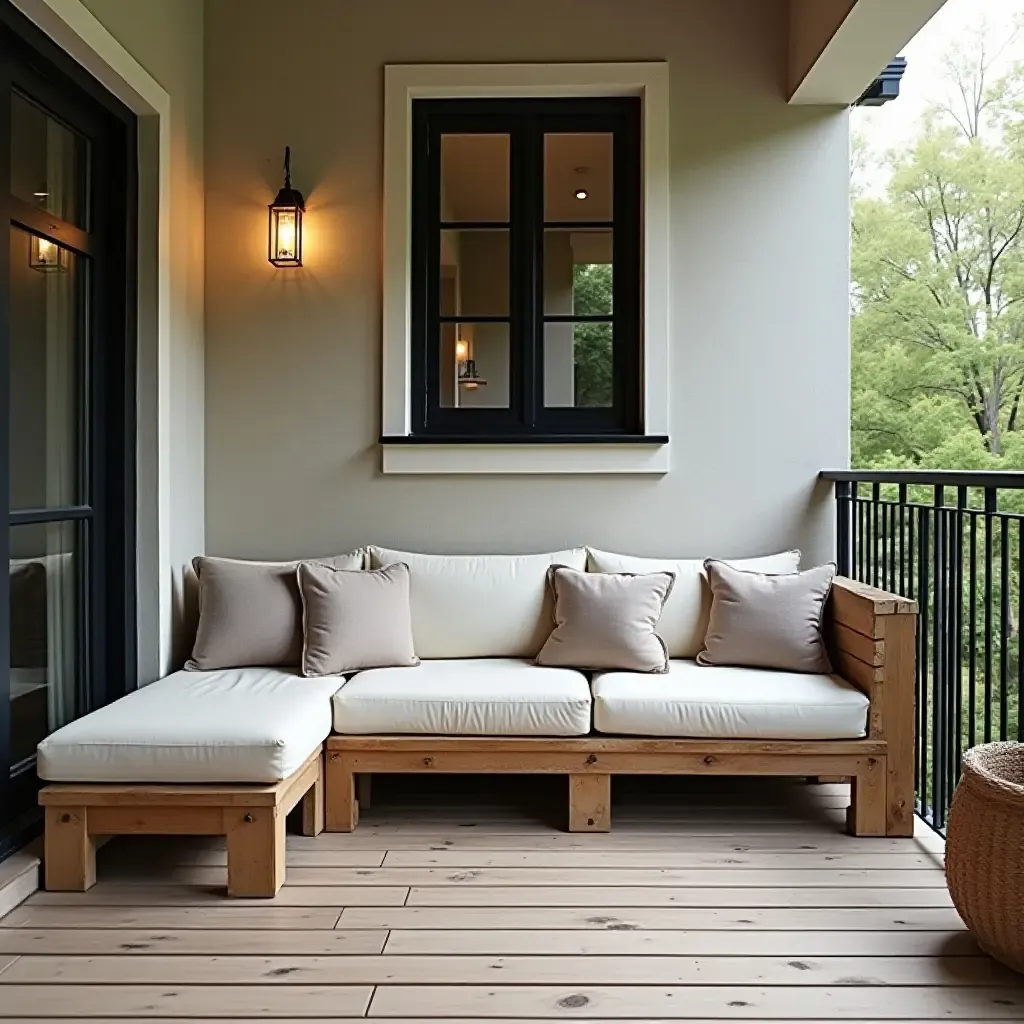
[788,0,948,106]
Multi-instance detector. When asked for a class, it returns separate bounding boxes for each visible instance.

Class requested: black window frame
[0,1,137,859]
[410,96,642,439]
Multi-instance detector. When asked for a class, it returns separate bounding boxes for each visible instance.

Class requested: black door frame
[0,1,137,858]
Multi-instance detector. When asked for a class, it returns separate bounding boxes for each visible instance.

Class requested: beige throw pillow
[187,553,364,671]
[537,565,676,673]
[299,562,418,676]
[698,560,836,673]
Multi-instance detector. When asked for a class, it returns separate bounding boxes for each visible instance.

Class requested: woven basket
[946,741,1024,972]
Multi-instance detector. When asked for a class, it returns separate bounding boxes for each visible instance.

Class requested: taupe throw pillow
[698,560,836,673]
[536,565,675,673]
[187,553,363,671]
[298,562,418,676]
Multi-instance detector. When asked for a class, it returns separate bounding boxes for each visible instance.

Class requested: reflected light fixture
[574,165,589,201]
[29,235,68,272]
[268,146,305,267]
[575,189,588,200]
[455,337,487,390]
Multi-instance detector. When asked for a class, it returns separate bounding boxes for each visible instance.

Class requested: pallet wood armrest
[826,576,918,836]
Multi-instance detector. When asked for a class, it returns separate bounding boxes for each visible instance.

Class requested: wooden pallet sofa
[35,544,917,900]
[324,547,918,839]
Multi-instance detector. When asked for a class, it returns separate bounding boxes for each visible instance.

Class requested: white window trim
[382,61,670,475]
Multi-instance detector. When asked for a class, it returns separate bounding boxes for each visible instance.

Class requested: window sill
[380,435,670,475]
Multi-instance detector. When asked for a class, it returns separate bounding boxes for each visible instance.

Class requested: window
[410,97,642,438]
[381,63,670,474]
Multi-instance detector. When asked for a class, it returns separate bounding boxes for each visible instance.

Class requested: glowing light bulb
[455,339,469,361]
[575,189,588,200]
[276,210,296,259]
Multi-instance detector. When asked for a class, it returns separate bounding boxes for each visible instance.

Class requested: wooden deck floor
[0,774,1021,1021]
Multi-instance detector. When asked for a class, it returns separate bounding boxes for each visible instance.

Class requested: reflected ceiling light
[575,189,588,200]
[268,146,305,267]
[574,165,589,201]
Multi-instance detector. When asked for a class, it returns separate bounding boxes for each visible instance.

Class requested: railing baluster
[918,502,930,823]
[872,482,881,588]
[1018,517,1023,743]
[1000,509,1010,742]
[985,488,995,744]
[932,487,945,830]
[954,488,966,793]
[969,507,977,750]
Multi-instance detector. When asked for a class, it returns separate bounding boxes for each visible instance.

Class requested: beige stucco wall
[203,0,849,565]
[79,0,205,671]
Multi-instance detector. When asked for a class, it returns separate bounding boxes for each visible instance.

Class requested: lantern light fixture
[268,146,305,267]
[29,235,68,272]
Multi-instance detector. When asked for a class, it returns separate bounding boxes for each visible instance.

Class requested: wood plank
[568,774,611,832]
[27,884,409,907]
[2,953,1014,987]
[380,850,945,869]
[405,885,954,907]
[830,620,885,665]
[0,983,372,1017]
[113,864,948,888]
[340,905,965,930]
[0,928,388,955]
[102,844,386,871]
[0,906,343,929]
[882,611,917,836]
[329,736,887,754]
[282,829,945,852]
[44,806,96,891]
[0,954,17,977]
[383,928,980,957]
[367,984,1022,1019]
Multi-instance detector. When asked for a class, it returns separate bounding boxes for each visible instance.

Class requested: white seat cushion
[368,547,587,659]
[592,660,869,740]
[37,668,343,784]
[586,548,801,659]
[332,659,592,736]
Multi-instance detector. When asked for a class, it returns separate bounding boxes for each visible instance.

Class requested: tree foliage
[853,28,1024,470]
[571,262,613,407]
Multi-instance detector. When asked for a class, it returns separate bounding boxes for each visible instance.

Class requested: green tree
[571,262,613,407]
[852,33,1024,470]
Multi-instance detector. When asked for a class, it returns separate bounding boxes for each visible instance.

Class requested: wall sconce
[268,146,305,267]
[29,235,68,273]
[456,338,487,390]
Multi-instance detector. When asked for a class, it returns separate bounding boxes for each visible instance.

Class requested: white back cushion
[369,547,587,659]
[586,548,801,659]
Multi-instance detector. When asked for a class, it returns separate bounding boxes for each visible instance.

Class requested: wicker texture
[946,742,1024,972]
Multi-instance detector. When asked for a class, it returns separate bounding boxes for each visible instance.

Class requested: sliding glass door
[0,7,136,856]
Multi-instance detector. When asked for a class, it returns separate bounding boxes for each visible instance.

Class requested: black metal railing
[821,470,1024,834]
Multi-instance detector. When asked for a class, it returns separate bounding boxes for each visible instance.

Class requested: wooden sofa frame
[326,578,918,837]
[39,748,324,897]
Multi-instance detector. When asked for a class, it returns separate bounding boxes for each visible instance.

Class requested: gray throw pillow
[698,560,836,673]
[536,565,675,673]
[187,553,363,670]
[298,562,418,676]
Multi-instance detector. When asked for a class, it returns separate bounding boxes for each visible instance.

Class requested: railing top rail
[820,469,1024,488]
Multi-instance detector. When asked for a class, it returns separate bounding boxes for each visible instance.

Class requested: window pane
[9,521,81,771]
[440,321,510,409]
[441,230,509,317]
[544,322,613,408]
[544,229,613,316]
[544,132,612,223]
[441,134,509,223]
[9,226,83,510]
[11,92,88,229]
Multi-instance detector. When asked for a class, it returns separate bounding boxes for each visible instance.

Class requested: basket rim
[961,741,1024,803]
